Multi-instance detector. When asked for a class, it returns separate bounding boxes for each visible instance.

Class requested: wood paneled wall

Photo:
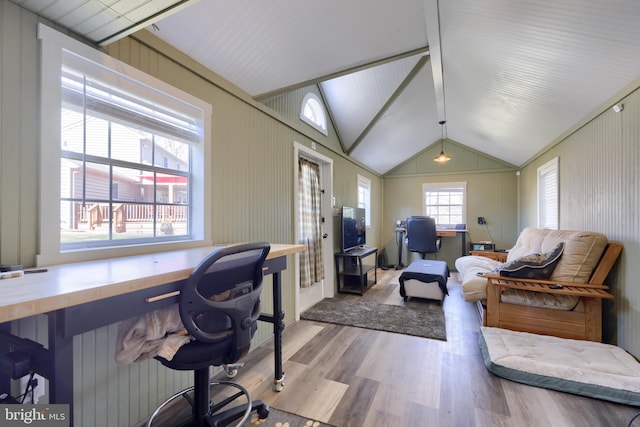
[4,2,640,425]
[519,86,640,355]
[382,168,518,269]
[0,4,382,425]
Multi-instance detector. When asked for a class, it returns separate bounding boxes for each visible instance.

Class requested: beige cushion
[455,255,501,302]
[500,288,580,310]
[507,227,607,283]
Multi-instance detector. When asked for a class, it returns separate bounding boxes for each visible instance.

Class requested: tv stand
[334,247,377,295]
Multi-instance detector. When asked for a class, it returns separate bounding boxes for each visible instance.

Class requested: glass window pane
[60,201,110,243]
[423,183,466,226]
[112,203,154,237]
[154,137,190,170]
[157,205,189,237]
[85,115,109,158]
[83,161,111,200]
[61,109,84,153]
[113,166,146,202]
[450,193,463,204]
[111,123,151,164]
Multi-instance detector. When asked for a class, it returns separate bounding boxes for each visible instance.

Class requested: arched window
[300,93,327,135]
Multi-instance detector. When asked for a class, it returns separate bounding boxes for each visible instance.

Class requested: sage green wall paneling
[259,80,385,256]
[518,87,640,357]
[261,84,344,154]
[383,171,517,270]
[386,139,516,177]
[0,8,294,425]
[1,3,58,411]
[0,1,39,268]
[329,154,382,254]
[383,141,518,269]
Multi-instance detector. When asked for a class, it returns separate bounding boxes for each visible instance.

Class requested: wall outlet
[478,216,486,225]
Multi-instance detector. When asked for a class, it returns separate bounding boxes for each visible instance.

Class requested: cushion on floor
[480,326,640,406]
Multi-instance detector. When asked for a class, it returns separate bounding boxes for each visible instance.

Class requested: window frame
[422,182,467,228]
[37,24,212,266]
[300,92,328,135]
[537,157,559,230]
[357,174,372,228]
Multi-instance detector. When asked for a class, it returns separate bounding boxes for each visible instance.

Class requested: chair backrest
[179,242,270,362]
[406,216,438,254]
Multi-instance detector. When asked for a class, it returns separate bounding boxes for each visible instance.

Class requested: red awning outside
[139,173,187,184]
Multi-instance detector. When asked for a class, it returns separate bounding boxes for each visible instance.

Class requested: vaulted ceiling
[13,0,640,174]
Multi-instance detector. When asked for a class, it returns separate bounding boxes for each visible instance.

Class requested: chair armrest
[484,274,614,299]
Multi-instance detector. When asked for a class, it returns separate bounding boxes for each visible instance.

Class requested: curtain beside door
[298,158,324,288]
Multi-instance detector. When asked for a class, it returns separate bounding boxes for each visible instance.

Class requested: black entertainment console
[334,246,377,295]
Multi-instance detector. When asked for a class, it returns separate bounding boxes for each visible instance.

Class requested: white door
[294,142,334,318]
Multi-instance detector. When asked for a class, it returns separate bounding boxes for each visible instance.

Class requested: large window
[38,24,212,264]
[537,157,559,229]
[422,182,467,227]
[357,174,371,227]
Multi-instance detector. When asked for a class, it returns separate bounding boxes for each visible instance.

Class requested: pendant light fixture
[434,120,451,162]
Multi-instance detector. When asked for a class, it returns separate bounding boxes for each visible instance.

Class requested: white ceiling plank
[322,55,423,150]
[9,0,640,171]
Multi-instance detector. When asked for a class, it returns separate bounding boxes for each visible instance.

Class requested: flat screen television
[341,206,366,252]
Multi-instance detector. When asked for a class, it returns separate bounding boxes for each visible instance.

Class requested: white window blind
[538,157,559,229]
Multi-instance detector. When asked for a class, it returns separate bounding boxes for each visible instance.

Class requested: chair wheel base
[256,404,270,420]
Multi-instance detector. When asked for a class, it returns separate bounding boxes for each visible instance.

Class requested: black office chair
[405,216,440,259]
[147,242,271,427]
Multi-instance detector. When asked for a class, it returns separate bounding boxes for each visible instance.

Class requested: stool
[399,260,449,302]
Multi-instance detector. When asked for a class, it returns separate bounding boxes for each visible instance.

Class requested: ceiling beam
[423,0,445,122]
[98,0,201,46]
[255,46,430,101]
[347,55,431,156]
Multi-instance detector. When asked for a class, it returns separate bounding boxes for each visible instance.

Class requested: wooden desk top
[0,243,305,324]
[436,229,468,237]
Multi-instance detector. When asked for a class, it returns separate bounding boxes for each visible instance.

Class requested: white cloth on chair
[115,304,191,364]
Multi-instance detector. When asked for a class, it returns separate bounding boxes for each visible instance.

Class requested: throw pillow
[493,242,565,279]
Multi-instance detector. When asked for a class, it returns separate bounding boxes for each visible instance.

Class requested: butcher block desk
[0,243,305,423]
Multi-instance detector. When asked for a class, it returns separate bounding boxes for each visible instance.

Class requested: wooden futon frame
[485,242,623,342]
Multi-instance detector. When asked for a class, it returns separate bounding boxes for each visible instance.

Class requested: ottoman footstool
[399,260,450,302]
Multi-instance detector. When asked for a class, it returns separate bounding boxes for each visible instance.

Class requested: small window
[300,93,328,135]
[422,182,467,228]
[357,174,371,227]
[537,157,559,229]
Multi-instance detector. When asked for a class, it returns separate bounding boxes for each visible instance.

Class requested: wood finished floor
[155,269,640,427]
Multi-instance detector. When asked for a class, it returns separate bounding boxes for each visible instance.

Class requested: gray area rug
[245,407,335,426]
[301,298,447,341]
[147,404,334,426]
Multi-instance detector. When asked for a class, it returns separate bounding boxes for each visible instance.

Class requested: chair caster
[224,363,244,378]
[272,378,285,392]
[257,404,270,420]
